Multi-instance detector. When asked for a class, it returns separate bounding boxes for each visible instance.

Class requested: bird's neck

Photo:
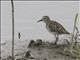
[45,20,51,24]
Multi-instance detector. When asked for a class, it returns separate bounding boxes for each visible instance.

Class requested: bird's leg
[54,34,59,44]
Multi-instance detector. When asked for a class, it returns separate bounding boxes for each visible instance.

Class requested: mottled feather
[46,21,70,34]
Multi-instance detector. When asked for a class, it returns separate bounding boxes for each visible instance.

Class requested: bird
[37,16,70,44]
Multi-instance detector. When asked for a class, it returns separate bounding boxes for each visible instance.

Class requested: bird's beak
[37,20,43,23]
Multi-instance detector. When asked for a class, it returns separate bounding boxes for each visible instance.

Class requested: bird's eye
[44,18,46,19]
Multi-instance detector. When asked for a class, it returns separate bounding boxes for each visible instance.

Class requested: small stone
[24,50,35,59]
[34,39,43,47]
[28,40,35,47]
[25,50,31,58]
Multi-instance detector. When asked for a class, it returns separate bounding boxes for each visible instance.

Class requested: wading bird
[37,16,70,44]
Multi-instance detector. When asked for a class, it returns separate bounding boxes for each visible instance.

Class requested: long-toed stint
[37,16,70,44]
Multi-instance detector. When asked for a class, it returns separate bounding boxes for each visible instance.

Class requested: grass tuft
[64,13,80,59]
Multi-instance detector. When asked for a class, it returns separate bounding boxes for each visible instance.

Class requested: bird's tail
[66,32,70,34]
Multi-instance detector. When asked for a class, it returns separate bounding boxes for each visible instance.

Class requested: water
[1,1,79,43]
[1,39,30,59]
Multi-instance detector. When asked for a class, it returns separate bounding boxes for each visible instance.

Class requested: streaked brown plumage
[46,20,70,35]
[37,16,70,44]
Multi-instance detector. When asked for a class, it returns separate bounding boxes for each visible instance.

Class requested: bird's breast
[46,25,57,35]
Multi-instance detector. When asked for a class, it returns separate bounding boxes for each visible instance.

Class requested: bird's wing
[54,21,70,34]
[49,21,70,34]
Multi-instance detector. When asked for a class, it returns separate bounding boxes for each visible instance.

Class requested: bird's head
[37,16,50,23]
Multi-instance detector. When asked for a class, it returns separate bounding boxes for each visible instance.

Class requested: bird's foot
[54,37,58,45]
[54,42,57,45]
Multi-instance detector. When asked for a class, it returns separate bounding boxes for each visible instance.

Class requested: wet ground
[15,40,76,60]
[1,40,77,60]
